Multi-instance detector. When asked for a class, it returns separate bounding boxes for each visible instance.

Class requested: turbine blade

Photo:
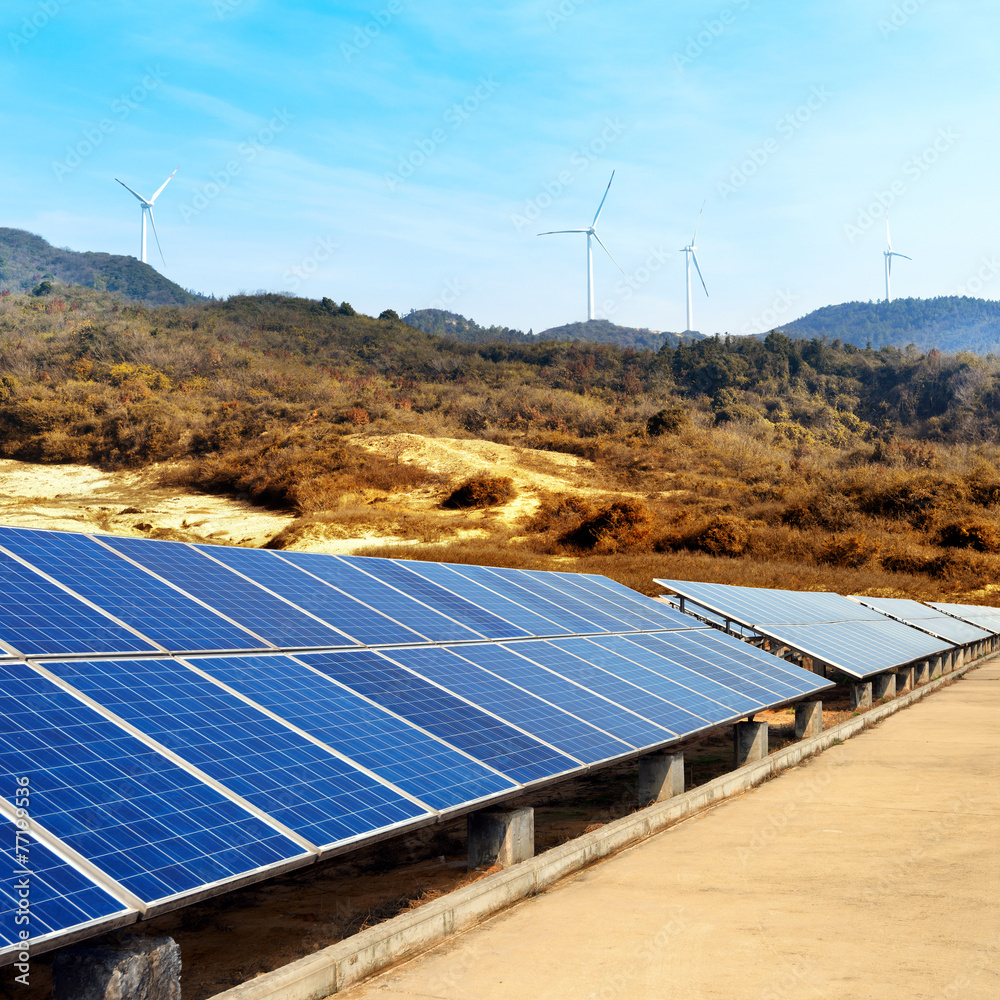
[691,200,706,244]
[892,252,912,261]
[691,251,708,296]
[591,170,615,227]
[886,210,892,250]
[147,208,165,266]
[537,230,588,235]
[888,254,892,278]
[116,178,149,205]
[591,231,628,277]
[149,167,179,204]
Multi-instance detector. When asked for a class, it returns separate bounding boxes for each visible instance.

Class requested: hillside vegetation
[0,228,201,306]
[4,286,1000,603]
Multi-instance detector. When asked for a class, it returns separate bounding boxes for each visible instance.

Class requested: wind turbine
[538,170,627,321]
[883,211,911,304]
[680,203,708,332]
[115,168,178,265]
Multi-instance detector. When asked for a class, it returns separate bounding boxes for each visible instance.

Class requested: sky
[3,0,998,335]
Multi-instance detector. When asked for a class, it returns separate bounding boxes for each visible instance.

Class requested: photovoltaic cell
[532,572,670,631]
[854,596,993,645]
[99,537,348,650]
[43,658,428,847]
[0,548,158,657]
[340,557,531,640]
[298,650,579,784]
[557,573,700,631]
[0,661,304,905]
[0,527,260,654]
[277,552,483,642]
[0,826,134,954]
[193,545,419,647]
[929,602,1000,633]
[382,645,631,764]
[189,655,515,810]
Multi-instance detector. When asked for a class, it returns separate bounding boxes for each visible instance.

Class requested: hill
[778,297,1000,355]
[403,309,698,350]
[0,227,202,306]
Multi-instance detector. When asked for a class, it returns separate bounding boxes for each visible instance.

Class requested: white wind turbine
[680,203,708,332]
[883,210,911,304]
[538,170,627,321]
[116,168,178,265]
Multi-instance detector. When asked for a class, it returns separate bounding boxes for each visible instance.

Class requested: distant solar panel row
[655,579,958,678]
[0,531,835,963]
[928,601,1000,634]
[852,596,993,646]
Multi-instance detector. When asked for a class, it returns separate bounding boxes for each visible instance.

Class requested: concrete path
[336,664,1000,1000]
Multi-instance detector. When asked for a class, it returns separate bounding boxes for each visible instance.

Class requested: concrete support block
[734,721,768,767]
[930,656,943,680]
[914,660,931,685]
[794,700,822,739]
[873,672,896,701]
[52,935,181,1000]
[895,666,914,694]
[850,681,873,711]
[467,807,534,870]
[638,752,685,803]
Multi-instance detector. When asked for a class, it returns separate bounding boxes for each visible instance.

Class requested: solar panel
[657,579,956,678]
[927,602,1000,634]
[98,536,351,650]
[0,527,264,654]
[555,573,700,631]
[0,822,135,961]
[42,658,430,849]
[0,661,307,907]
[851,596,993,645]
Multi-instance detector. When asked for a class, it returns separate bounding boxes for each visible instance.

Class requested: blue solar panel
[382,645,631,764]
[277,552,484,642]
[0,528,262,654]
[0,661,304,905]
[456,643,673,749]
[189,654,516,811]
[342,557,531,640]
[0,548,158,657]
[534,572,671,631]
[43,658,428,848]
[401,561,574,637]
[558,573,701,631]
[98,537,349,650]
[929,601,1000,633]
[298,650,579,784]
[0,825,134,955]
[192,545,420,647]
[855,596,993,645]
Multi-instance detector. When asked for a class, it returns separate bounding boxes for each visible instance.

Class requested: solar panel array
[0,527,833,963]
[927,601,1000,634]
[851,596,994,645]
[655,579,956,679]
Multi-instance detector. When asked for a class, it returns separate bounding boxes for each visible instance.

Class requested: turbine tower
[680,203,708,332]
[883,211,911,304]
[116,168,178,265]
[538,171,627,321]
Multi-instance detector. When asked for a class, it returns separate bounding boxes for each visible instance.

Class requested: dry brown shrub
[963,462,1000,506]
[345,406,370,426]
[442,474,517,509]
[780,490,856,531]
[935,518,1000,553]
[685,515,752,557]
[817,533,881,567]
[526,494,595,534]
[881,542,938,575]
[646,406,689,436]
[561,499,654,552]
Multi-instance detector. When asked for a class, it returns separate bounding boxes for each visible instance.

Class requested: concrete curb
[207,656,986,1000]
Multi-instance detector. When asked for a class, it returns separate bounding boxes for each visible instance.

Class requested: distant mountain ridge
[0,228,202,306]
[403,309,700,350]
[777,297,1000,355]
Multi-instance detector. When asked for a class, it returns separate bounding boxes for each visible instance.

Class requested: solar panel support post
[734,721,768,768]
[794,701,822,739]
[637,752,685,804]
[51,934,181,1000]
[929,656,943,680]
[895,666,914,695]
[849,681,873,711]
[914,660,931,685]
[467,807,534,871]
[872,672,896,702]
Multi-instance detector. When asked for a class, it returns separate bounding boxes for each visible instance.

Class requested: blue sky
[3,0,998,334]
